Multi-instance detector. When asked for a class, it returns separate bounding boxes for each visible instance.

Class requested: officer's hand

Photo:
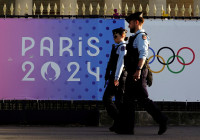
[114,80,119,86]
[133,70,141,81]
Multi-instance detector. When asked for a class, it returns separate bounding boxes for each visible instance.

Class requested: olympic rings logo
[147,47,195,74]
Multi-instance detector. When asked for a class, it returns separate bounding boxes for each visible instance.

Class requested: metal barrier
[0,100,200,111]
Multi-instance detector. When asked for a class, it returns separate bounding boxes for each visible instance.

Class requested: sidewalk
[0,126,199,140]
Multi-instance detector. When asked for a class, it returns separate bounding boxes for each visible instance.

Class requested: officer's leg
[115,71,127,108]
[136,69,168,134]
[115,75,135,134]
[135,68,166,122]
[103,82,118,120]
[137,96,168,135]
[123,91,135,133]
[108,71,127,132]
[137,97,168,124]
[136,69,168,135]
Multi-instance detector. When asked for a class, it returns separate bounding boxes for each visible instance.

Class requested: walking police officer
[115,12,168,135]
[103,28,127,132]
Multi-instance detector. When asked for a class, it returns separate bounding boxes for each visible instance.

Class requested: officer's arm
[114,45,126,81]
[137,34,148,69]
[137,58,146,70]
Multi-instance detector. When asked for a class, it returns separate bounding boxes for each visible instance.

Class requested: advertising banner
[0,18,200,101]
[125,19,200,101]
[0,18,124,100]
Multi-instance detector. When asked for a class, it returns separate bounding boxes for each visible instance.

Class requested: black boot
[109,124,116,132]
[158,118,168,135]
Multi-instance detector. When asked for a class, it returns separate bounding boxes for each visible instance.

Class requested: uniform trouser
[103,71,127,120]
[117,68,167,131]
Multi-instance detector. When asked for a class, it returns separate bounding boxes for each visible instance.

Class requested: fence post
[10,3,14,15]
[153,4,157,16]
[188,4,192,16]
[96,3,100,15]
[175,4,178,17]
[40,3,44,15]
[167,4,171,16]
[54,3,58,15]
[195,5,199,16]
[33,3,36,15]
[76,3,79,15]
[82,3,86,15]
[104,3,107,15]
[181,4,185,17]
[47,3,51,15]
[194,0,200,17]
[3,4,6,15]
[139,4,142,12]
[61,3,65,15]
[132,3,135,13]
[146,4,149,16]
[89,3,93,15]
[125,3,128,16]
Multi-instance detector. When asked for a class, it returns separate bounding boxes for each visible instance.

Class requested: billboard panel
[1,18,200,101]
[0,18,124,100]
[125,19,200,101]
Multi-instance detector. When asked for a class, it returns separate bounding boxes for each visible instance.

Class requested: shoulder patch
[121,46,126,51]
[142,35,147,40]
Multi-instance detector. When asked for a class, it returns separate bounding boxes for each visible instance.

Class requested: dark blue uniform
[115,30,168,135]
[103,42,127,127]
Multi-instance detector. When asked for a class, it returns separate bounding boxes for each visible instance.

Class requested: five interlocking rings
[147,47,195,74]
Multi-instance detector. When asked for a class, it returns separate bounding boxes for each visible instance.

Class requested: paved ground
[0,126,199,140]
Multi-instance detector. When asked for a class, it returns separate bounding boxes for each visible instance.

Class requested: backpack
[145,60,153,87]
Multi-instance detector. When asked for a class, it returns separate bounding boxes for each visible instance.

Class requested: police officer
[115,12,168,135]
[103,28,127,132]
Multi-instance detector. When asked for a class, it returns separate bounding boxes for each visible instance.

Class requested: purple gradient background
[0,18,124,100]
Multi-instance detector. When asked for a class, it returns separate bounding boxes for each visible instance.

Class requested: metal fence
[1,3,200,112]
[0,100,200,111]
[1,2,200,17]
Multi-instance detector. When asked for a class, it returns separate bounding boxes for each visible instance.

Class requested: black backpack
[145,59,153,87]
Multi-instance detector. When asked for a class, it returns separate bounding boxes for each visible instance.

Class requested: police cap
[112,28,127,35]
[125,12,143,23]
